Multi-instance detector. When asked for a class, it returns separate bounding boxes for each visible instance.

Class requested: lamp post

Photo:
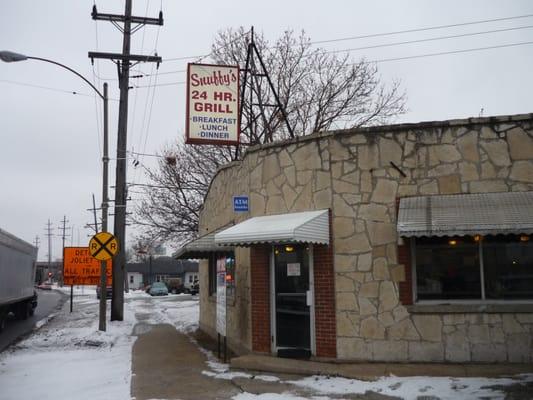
[0,50,110,331]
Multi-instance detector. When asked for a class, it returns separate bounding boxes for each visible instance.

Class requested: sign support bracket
[236,26,294,158]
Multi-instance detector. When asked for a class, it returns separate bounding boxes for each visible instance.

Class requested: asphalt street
[0,289,65,353]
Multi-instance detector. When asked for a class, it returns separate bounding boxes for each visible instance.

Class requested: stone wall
[198,113,533,362]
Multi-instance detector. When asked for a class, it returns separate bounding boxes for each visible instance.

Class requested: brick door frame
[269,244,316,355]
[251,240,337,358]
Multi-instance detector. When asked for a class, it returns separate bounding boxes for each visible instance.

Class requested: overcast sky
[1,0,532,261]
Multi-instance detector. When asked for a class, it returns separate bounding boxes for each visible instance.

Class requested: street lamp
[0,50,110,332]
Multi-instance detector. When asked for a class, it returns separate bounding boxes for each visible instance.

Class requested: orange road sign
[63,247,112,286]
[89,232,119,261]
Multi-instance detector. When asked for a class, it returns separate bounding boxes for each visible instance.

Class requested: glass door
[273,244,311,357]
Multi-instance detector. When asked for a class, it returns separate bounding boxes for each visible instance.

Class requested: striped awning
[397,191,533,237]
[174,228,234,259]
[215,209,330,246]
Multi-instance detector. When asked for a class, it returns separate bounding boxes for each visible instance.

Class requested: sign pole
[70,285,73,313]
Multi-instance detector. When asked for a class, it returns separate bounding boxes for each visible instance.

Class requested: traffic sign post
[88,232,118,331]
[89,232,119,261]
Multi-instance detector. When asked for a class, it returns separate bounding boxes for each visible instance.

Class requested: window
[208,254,217,296]
[483,235,533,300]
[225,256,236,300]
[413,234,533,301]
[129,275,134,284]
[208,253,235,297]
[189,275,193,283]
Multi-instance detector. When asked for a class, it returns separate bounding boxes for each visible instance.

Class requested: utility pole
[89,1,163,321]
[99,82,109,331]
[33,235,41,283]
[33,235,40,249]
[44,219,53,282]
[58,215,70,287]
[59,215,70,254]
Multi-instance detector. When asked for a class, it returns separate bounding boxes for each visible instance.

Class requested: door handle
[306,290,312,306]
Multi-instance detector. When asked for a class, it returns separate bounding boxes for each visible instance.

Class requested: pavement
[131,324,241,400]
[131,323,533,399]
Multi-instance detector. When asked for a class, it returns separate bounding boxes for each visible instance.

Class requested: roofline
[201,111,533,219]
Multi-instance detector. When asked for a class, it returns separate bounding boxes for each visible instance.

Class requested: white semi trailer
[0,228,38,331]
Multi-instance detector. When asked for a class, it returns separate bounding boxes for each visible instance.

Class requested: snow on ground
[289,374,533,400]
[0,287,198,400]
[1,286,532,400]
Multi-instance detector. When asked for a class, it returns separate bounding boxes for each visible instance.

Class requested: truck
[0,228,38,331]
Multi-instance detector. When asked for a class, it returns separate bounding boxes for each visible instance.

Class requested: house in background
[127,271,143,290]
[184,271,199,290]
[126,256,198,288]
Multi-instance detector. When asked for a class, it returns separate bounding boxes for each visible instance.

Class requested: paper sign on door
[287,263,301,277]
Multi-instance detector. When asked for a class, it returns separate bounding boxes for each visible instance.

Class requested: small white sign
[287,263,301,277]
[216,257,226,336]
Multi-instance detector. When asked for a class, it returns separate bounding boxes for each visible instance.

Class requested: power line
[132,1,164,187]
[135,47,162,187]
[126,20,531,79]
[160,13,533,63]
[310,13,533,45]
[163,28,250,63]
[0,79,93,96]
[322,24,533,56]
[130,38,533,89]
[369,40,533,64]
[130,150,165,158]
[130,0,154,150]
[91,2,103,160]
[163,53,207,62]
[132,80,185,88]
[0,79,120,100]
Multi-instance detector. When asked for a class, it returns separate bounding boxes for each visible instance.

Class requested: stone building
[177,113,533,362]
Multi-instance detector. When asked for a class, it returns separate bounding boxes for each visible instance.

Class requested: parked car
[149,282,169,296]
[36,282,53,290]
[96,286,113,299]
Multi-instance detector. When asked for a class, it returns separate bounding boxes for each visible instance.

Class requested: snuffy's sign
[186,63,240,145]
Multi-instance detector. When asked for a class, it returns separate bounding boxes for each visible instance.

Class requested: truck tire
[28,301,35,317]
[16,301,31,320]
[0,315,5,332]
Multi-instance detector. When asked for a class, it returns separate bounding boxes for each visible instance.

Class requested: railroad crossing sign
[89,232,119,261]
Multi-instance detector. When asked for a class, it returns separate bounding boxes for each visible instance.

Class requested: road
[0,289,65,353]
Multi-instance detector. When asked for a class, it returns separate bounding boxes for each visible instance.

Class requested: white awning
[174,227,234,259]
[215,209,330,246]
[397,191,533,237]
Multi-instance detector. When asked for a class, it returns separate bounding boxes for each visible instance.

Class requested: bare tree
[134,28,406,247]
[132,143,233,247]
[212,28,406,144]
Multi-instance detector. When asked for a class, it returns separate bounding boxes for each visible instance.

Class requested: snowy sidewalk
[131,323,240,400]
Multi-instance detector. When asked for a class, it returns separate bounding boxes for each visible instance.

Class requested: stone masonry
[198,113,533,362]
